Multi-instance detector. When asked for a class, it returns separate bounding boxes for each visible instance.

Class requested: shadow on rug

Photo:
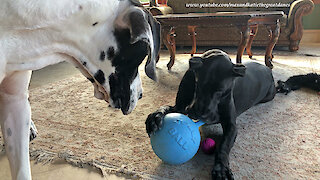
[1,54,319,179]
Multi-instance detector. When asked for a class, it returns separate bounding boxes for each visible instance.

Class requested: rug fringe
[28,147,164,180]
[0,144,162,179]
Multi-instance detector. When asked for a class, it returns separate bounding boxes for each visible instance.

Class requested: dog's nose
[139,92,143,100]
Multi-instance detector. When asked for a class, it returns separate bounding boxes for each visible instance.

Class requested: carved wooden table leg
[246,25,258,59]
[163,27,176,70]
[289,3,314,52]
[188,26,197,57]
[237,25,250,64]
[265,20,280,69]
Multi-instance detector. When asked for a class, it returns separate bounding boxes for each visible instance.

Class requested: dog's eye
[315,79,318,83]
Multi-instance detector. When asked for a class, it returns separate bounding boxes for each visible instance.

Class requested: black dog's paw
[29,120,38,142]
[145,111,165,136]
[276,80,291,95]
[212,163,234,180]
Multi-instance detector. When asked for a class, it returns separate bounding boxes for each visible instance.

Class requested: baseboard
[301,29,320,44]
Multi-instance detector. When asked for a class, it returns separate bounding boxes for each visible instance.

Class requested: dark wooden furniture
[155,11,285,70]
[149,0,314,52]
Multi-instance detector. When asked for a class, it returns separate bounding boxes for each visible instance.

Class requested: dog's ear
[144,11,161,81]
[232,64,246,77]
[119,7,160,81]
[189,57,203,70]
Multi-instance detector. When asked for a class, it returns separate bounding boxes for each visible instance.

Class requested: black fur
[99,51,105,61]
[107,47,115,60]
[87,77,94,83]
[276,73,320,95]
[94,70,105,84]
[146,50,276,180]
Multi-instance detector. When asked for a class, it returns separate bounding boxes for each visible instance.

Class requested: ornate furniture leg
[188,26,197,57]
[265,20,280,69]
[236,25,250,64]
[246,25,258,59]
[289,1,314,51]
[162,27,176,70]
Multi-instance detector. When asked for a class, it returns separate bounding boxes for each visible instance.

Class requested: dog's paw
[212,163,234,180]
[145,111,165,136]
[29,120,38,142]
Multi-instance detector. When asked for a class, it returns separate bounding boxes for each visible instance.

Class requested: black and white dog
[0,0,160,179]
[146,50,276,179]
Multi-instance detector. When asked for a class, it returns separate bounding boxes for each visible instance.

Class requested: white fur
[0,0,150,179]
[0,71,32,180]
[128,72,143,114]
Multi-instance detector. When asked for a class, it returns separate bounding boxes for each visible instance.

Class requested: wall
[303,0,320,29]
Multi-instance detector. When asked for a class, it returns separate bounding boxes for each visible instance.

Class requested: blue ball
[150,113,205,165]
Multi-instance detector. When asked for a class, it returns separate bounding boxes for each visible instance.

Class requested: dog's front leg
[212,96,237,180]
[146,70,196,135]
[0,71,32,180]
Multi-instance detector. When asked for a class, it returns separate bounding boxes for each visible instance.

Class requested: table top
[155,11,284,27]
[155,11,284,19]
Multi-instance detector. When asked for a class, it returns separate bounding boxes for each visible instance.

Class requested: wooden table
[155,11,284,70]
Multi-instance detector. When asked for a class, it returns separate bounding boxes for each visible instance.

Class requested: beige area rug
[1,53,320,179]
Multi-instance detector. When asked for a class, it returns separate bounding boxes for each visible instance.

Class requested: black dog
[145,49,276,180]
[276,73,320,95]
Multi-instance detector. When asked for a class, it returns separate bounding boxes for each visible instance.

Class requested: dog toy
[150,113,205,165]
[201,138,216,154]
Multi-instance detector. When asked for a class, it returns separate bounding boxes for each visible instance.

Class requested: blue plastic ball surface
[150,113,204,165]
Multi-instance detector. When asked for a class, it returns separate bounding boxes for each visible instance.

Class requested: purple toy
[201,138,216,154]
